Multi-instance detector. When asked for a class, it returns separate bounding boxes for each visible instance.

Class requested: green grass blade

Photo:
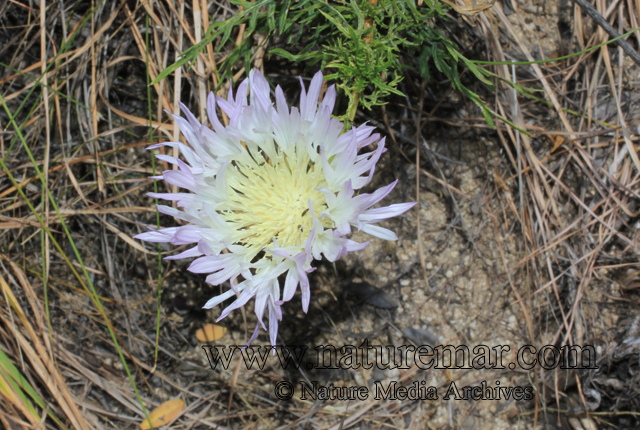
[0,349,66,428]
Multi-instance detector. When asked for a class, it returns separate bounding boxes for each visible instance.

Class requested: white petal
[203,289,237,309]
[164,246,203,260]
[134,227,178,242]
[358,202,417,224]
[361,224,398,241]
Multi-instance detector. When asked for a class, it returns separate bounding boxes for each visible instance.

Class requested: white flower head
[135,70,415,346]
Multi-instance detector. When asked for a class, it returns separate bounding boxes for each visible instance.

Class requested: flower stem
[345,0,378,127]
[347,90,360,123]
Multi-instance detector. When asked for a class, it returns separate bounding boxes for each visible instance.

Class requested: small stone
[384,241,397,254]
[504,402,519,419]
[460,415,476,430]
[445,270,454,279]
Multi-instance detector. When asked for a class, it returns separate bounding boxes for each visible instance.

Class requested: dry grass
[0,0,639,429]
[474,1,640,428]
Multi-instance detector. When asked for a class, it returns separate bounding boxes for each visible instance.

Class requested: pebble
[445,270,454,279]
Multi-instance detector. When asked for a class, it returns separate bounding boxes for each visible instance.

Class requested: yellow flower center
[222,150,331,252]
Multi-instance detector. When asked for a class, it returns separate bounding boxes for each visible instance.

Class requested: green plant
[153,0,501,124]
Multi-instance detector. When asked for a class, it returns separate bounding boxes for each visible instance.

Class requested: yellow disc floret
[222,149,331,252]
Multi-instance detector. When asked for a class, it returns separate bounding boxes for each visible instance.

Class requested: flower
[135,70,416,346]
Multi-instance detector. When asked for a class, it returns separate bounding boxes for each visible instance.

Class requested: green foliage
[154,0,501,124]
